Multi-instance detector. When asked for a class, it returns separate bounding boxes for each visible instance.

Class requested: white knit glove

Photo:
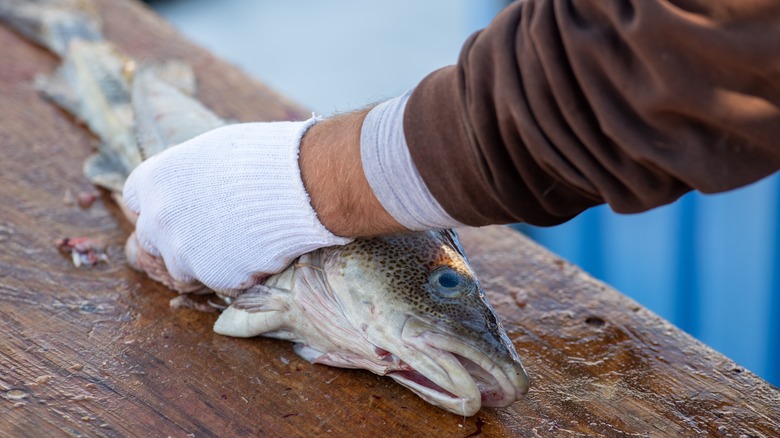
[122,118,351,294]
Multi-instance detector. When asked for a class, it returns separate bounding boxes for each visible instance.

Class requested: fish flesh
[0,0,529,416]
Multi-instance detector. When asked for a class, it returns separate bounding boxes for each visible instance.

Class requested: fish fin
[261,330,298,341]
[230,284,290,312]
[293,344,327,363]
[131,65,224,160]
[83,152,126,193]
[213,284,291,338]
[294,346,391,373]
[35,69,82,120]
[438,228,468,259]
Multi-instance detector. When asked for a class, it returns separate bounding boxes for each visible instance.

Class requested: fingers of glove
[124,232,143,271]
[126,232,166,281]
[126,232,203,293]
[122,153,161,214]
[131,214,161,258]
[133,215,201,286]
[140,250,203,293]
[112,193,139,225]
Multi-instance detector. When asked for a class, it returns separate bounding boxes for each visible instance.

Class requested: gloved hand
[122,118,352,294]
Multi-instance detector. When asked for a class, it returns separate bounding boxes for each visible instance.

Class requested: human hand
[122,119,351,294]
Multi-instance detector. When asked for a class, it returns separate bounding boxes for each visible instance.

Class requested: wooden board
[1,0,778,436]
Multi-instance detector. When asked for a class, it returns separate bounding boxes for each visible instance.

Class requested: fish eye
[429,267,467,297]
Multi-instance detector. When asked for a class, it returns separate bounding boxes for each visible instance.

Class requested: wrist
[299,110,405,237]
[360,92,464,231]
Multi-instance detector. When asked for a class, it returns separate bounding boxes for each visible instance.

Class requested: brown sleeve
[404,0,780,227]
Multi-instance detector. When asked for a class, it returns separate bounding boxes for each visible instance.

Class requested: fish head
[324,229,529,416]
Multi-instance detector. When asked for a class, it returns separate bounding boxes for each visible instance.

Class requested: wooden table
[1,1,778,436]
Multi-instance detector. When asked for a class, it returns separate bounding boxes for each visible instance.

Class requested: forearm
[405,0,780,226]
[300,93,467,237]
[299,109,405,237]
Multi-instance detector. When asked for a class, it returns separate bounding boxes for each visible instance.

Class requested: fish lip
[385,317,529,416]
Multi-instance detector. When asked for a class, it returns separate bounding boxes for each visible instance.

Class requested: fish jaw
[381,316,529,416]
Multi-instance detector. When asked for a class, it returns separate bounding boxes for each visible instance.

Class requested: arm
[403,0,780,226]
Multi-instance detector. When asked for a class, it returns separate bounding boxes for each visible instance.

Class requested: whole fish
[0,0,529,416]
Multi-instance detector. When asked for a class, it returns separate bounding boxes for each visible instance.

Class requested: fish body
[1,0,529,416]
[130,65,224,159]
[53,39,140,185]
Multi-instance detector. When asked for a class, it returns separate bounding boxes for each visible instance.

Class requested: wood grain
[0,0,778,436]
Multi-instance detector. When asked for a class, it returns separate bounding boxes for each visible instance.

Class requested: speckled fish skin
[215,230,529,416]
[2,0,530,417]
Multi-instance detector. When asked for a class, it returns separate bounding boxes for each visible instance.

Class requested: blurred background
[147,0,779,386]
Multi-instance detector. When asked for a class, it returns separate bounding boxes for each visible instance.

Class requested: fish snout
[422,329,529,408]
[480,357,529,407]
[388,317,528,416]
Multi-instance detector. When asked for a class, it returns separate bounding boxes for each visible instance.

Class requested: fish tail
[0,0,103,56]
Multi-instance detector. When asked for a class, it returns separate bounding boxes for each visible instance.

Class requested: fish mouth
[385,317,529,416]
